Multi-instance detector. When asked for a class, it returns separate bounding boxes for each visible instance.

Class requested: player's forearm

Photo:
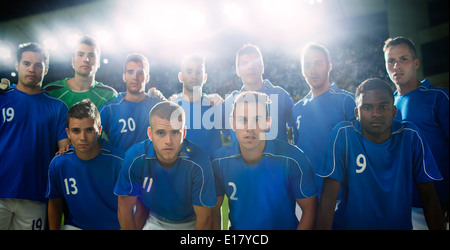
[48,199,63,230]
[211,209,222,230]
[117,196,138,230]
[118,208,137,230]
[316,178,340,230]
[297,196,318,230]
[418,182,445,230]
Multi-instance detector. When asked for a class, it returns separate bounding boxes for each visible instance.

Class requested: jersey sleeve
[46,157,63,199]
[114,148,145,197]
[409,124,443,183]
[317,123,348,183]
[343,94,356,121]
[189,158,217,207]
[434,90,449,139]
[56,104,69,142]
[211,158,225,197]
[289,151,318,199]
[99,104,111,136]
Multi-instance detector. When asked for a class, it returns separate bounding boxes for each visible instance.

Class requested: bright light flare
[224,2,243,23]
[0,41,14,64]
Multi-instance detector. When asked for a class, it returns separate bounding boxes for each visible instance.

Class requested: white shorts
[411,207,429,230]
[0,198,47,230]
[142,213,196,230]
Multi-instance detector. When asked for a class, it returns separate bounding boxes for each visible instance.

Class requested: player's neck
[76,142,102,161]
[16,82,43,95]
[68,75,95,92]
[125,91,145,103]
[240,142,266,166]
[243,79,264,91]
[182,88,202,102]
[311,82,331,97]
[396,80,420,96]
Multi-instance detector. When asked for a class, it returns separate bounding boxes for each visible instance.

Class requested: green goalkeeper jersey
[44,78,118,108]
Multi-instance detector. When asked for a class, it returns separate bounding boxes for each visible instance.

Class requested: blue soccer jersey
[224,79,294,142]
[394,79,449,207]
[46,140,124,230]
[172,94,224,156]
[318,120,442,230]
[114,139,216,222]
[291,83,355,192]
[0,88,68,202]
[211,139,317,230]
[99,92,162,152]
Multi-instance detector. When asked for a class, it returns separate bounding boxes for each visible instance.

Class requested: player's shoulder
[43,79,67,92]
[391,120,421,136]
[211,141,240,162]
[329,84,355,100]
[100,140,125,160]
[264,139,307,161]
[419,79,449,99]
[94,81,118,95]
[179,140,212,167]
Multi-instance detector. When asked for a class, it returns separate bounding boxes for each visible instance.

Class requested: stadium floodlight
[42,36,60,53]
[0,41,14,65]
[224,2,243,23]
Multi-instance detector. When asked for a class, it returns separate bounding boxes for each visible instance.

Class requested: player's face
[236,53,264,89]
[232,102,270,154]
[66,117,102,158]
[179,59,206,93]
[355,89,397,144]
[148,116,186,168]
[72,43,100,77]
[302,49,331,93]
[15,51,48,88]
[384,43,419,88]
[123,61,149,95]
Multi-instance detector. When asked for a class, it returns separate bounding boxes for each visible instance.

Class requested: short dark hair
[181,54,205,71]
[232,91,271,119]
[123,53,150,73]
[67,99,101,128]
[149,101,185,129]
[301,42,332,65]
[16,42,49,66]
[75,34,101,56]
[355,78,395,105]
[236,43,263,68]
[383,37,417,59]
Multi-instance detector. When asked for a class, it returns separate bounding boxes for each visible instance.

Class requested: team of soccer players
[0,35,448,230]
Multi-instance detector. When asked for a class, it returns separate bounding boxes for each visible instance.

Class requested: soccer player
[44,35,117,108]
[212,92,318,230]
[0,43,70,230]
[169,54,224,156]
[383,37,449,229]
[316,78,444,230]
[46,100,124,230]
[224,44,294,142]
[114,101,216,230]
[99,53,165,152]
[291,42,356,194]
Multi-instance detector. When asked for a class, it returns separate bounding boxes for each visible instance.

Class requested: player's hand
[55,142,71,156]
[147,87,167,101]
[0,78,10,92]
[167,93,181,102]
[207,93,224,106]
